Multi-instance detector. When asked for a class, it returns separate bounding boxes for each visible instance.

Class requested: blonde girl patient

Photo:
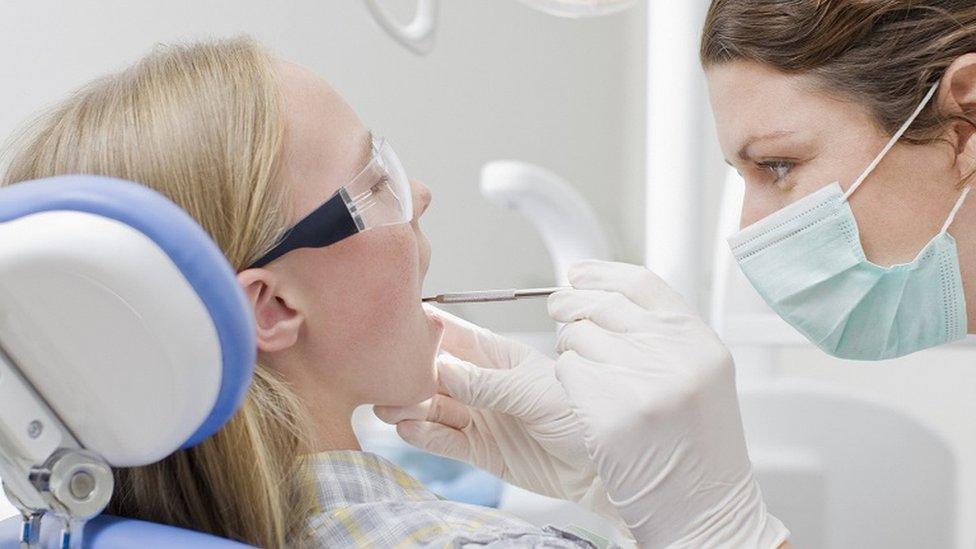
[0,37,599,548]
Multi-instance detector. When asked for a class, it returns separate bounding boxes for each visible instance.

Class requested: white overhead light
[516,0,638,18]
[364,0,638,57]
[363,0,439,55]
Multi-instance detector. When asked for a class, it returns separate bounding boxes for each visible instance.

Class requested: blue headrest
[0,175,255,448]
[0,515,252,548]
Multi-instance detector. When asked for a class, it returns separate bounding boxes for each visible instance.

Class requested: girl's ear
[238,269,305,353]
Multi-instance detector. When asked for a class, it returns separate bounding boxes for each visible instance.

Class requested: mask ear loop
[844,82,941,201]
[940,184,972,234]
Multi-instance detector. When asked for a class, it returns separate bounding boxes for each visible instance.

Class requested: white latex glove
[549,260,789,549]
[373,306,622,523]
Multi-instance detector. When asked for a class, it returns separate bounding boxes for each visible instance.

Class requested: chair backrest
[0,175,256,547]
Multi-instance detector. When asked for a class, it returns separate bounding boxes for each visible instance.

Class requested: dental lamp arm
[480,161,611,285]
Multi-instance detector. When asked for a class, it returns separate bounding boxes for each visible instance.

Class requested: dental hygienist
[378,1,976,547]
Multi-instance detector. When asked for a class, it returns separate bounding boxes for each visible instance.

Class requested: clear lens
[341,137,413,230]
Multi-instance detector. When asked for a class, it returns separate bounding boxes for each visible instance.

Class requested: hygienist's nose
[412,179,432,219]
[739,183,770,229]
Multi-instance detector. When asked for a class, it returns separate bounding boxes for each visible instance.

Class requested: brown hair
[1,37,318,547]
[700,0,976,145]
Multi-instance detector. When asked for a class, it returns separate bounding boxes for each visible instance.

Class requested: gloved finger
[556,318,665,368]
[566,260,693,315]
[396,420,472,463]
[547,288,649,333]
[373,393,471,431]
[424,304,535,370]
[437,353,540,418]
[552,350,637,442]
[555,319,631,364]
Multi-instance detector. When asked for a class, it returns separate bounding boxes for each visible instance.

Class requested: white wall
[0,0,646,333]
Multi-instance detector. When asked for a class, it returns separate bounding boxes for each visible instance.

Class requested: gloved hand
[373,306,621,523]
[549,260,789,548]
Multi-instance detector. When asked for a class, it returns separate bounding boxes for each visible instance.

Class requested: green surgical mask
[728,83,971,360]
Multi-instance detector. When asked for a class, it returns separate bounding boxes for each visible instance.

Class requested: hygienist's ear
[237,269,305,353]
[940,54,976,165]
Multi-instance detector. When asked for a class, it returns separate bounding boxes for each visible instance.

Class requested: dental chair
[0,175,256,548]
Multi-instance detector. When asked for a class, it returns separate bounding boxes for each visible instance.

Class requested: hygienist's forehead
[706,62,833,159]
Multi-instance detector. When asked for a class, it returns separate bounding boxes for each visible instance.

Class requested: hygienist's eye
[756,159,795,185]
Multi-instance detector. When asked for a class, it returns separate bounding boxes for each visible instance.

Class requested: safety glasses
[248,135,413,269]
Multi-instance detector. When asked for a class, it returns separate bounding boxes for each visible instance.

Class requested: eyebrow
[736,130,796,162]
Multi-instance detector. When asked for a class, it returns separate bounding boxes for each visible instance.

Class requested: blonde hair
[1,37,317,547]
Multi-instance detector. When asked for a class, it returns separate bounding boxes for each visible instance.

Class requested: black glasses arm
[247,191,359,269]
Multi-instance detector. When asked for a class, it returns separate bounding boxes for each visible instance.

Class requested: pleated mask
[729,84,970,360]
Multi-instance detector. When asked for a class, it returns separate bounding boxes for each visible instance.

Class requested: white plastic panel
[741,381,956,548]
[0,354,62,463]
[0,211,222,466]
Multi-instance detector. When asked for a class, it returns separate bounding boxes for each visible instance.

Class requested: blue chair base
[0,514,251,548]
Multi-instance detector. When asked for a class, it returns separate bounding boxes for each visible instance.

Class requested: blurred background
[0,0,647,332]
[1,1,975,547]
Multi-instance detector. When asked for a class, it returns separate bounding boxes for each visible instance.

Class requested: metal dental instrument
[422,287,568,304]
